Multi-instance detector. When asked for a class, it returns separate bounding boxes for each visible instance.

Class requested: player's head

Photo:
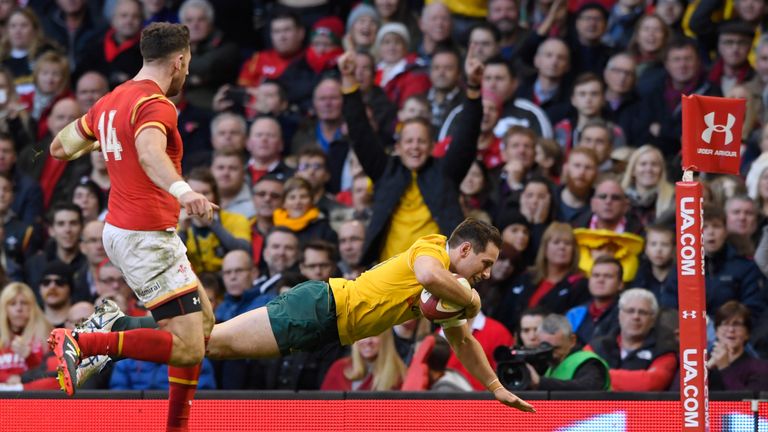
[140,22,190,97]
[447,218,502,286]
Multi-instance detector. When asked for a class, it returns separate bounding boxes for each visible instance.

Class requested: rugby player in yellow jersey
[204,218,534,412]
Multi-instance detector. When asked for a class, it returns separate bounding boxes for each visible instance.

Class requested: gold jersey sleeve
[330,234,450,345]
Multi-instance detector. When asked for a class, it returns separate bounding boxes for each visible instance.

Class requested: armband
[169,181,193,199]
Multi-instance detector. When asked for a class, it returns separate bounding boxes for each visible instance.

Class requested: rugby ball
[419,275,470,323]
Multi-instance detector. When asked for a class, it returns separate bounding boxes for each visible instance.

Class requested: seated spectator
[555,147,599,222]
[427,47,462,133]
[1,8,59,97]
[272,177,337,246]
[515,38,572,125]
[518,177,557,255]
[353,51,397,147]
[485,212,532,314]
[573,176,644,234]
[336,219,366,280]
[0,282,50,384]
[110,357,216,390]
[708,21,758,96]
[567,4,613,76]
[523,313,611,390]
[75,0,143,89]
[725,195,760,249]
[588,288,677,391]
[664,205,767,318]
[298,240,337,281]
[87,149,110,195]
[495,222,589,333]
[290,78,348,161]
[707,301,768,391]
[467,22,502,63]
[70,178,105,223]
[342,3,381,54]
[0,174,39,267]
[0,67,33,149]
[74,71,109,114]
[18,51,72,140]
[575,120,617,173]
[295,148,343,217]
[250,173,285,271]
[566,256,623,345]
[245,116,294,186]
[602,52,651,146]
[96,261,147,317]
[183,111,245,171]
[603,0,644,49]
[626,15,670,95]
[179,0,239,109]
[37,261,73,327]
[373,22,431,108]
[41,0,107,70]
[426,336,473,391]
[459,160,496,220]
[321,330,406,391]
[415,2,453,64]
[516,307,549,348]
[495,126,541,219]
[250,227,299,303]
[237,11,305,88]
[214,250,261,324]
[620,145,674,226]
[210,149,255,220]
[72,220,106,303]
[630,224,675,300]
[171,90,214,173]
[178,167,251,274]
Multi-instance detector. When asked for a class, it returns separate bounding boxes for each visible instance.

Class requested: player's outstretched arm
[136,128,218,220]
[51,120,100,161]
[413,255,481,318]
[443,324,536,413]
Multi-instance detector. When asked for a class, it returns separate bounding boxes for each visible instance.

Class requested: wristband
[169,181,193,199]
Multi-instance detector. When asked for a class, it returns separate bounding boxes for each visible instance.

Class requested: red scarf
[305,47,343,74]
[103,28,140,63]
[39,154,68,208]
[707,58,752,88]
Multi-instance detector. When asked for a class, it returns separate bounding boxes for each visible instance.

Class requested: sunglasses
[41,277,67,287]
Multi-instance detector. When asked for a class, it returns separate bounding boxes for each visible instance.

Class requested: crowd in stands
[2,0,768,393]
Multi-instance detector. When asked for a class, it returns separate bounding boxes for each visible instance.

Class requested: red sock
[166,363,201,432]
[77,329,173,363]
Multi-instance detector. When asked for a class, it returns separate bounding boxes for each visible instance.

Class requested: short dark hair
[592,255,624,283]
[297,147,329,167]
[0,132,14,150]
[48,203,83,226]
[703,204,726,224]
[186,167,219,204]
[271,11,303,30]
[431,45,462,66]
[572,72,604,93]
[448,218,502,253]
[484,55,517,79]
[714,300,752,332]
[469,21,502,43]
[140,22,190,62]
[426,336,452,372]
[664,36,700,62]
[212,148,246,164]
[301,239,337,264]
[261,79,288,102]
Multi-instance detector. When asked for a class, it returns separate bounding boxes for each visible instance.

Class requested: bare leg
[206,307,281,360]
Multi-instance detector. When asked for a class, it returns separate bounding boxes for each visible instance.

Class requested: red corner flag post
[678,94,745,431]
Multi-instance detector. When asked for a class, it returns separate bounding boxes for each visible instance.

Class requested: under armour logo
[192,297,200,305]
[682,310,697,319]
[701,112,735,145]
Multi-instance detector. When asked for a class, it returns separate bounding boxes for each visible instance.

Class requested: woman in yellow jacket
[178,167,251,273]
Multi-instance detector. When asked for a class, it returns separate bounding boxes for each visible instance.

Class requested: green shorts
[266,280,340,355]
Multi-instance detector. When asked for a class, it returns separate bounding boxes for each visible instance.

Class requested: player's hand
[179,191,219,221]
[464,288,481,319]
[493,387,536,412]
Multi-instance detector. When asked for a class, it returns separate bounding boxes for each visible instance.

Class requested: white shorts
[103,223,198,309]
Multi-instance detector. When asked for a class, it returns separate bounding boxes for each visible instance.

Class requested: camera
[494,342,554,390]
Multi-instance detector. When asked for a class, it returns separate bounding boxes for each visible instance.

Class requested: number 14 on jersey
[98,110,123,161]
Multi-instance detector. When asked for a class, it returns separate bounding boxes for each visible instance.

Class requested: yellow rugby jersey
[330,234,450,345]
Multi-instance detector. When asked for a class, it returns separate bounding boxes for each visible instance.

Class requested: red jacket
[0,340,45,383]
[320,357,373,391]
[19,89,74,140]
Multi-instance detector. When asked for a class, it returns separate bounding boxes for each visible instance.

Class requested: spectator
[72,219,106,303]
[424,335,473,391]
[178,167,251,274]
[41,0,107,69]
[523,313,611,390]
[664,204,767,318]
[516,306,548,347]
[416,2,453,64]
[630,224,675,300]
[603,0,644,49]
[24,204,85,295]
[353,51,397,146]
[708,21,759,96]
[654,0,685,36]
[340,52,483,264]
[588,288,677,391]
[0,282,50,384]
[706,301,768,391]
[272,176,337,246]
[343,3,381,53]
[602,52,650,146]
[211,149,255,220]
[38,260,73,327]
[495,222,589,333]
[299,240,336,281]
[467,22,502,63]
[725,195,760,247]
[555,147,599,222]
[373,0,420,48]
[516,38,572,125]
[373,22,431,109]
[75,0,143,89]
[278,16,345,112]
[71,178,105,223]
[0,66,32,148]
[237,11,305,88]
[427,47,462,133]
[620,144,674,226]
[199,272,223,312]
[321,330,406,391]
[0,172,39,267]
[18,98,90,210]
[535,137,563,182]
[337,219,366,280]
[250,227,299,303]
[245,116,294,186]
[495,126,540,222]
[485,212,533,312]
[250,173,285,271]
[184,111,246,170]
[517,177,557,255]
[568,3,613,76]
[487,0,531,60]
[575,120,616,173]
[74,71,109,113]
[140,0,178,25]
[331,172,375,229]
[459,160,496,220]
[295,147,342,215]
[566,255,623,345]
[214,250,261,323]
[574,177,643,234]
[87,147,109,194]
[1,8,59,97]
[18,50,72,140]
[110,357,216,390]
[626,15,671,95]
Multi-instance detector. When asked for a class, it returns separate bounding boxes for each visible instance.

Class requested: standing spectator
[250,173,285,270]
[74,71,109,113]
[337,219,366,280]
[495,222,589,333]
[427,47,463,133]
[211,149,255,220]
[237,12,305,88]
[0,282,50,384]
[38,260,73,327]
[630,224,675,300]
[620,145,674,226]
[416,2,453,64]
[72,219,107,303]
[515,38,572,125]
[24,204,85,295]
[0,133,43,226]
[588,288,677,391]
[75,0,143,89]
[18,50,72,140]
[298,240,336,281]
[0,66,33,149]
[272,177,337,246]
[41,0,107,69]
[179,0,239,109]
[0,8,59,96]
[555,147,598,222]
[343,3,381,53]
[245,116,294,185]
[321,330,406,391]
[566,256,623,344]
[373,22,431,109]
[178,167,251,274]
